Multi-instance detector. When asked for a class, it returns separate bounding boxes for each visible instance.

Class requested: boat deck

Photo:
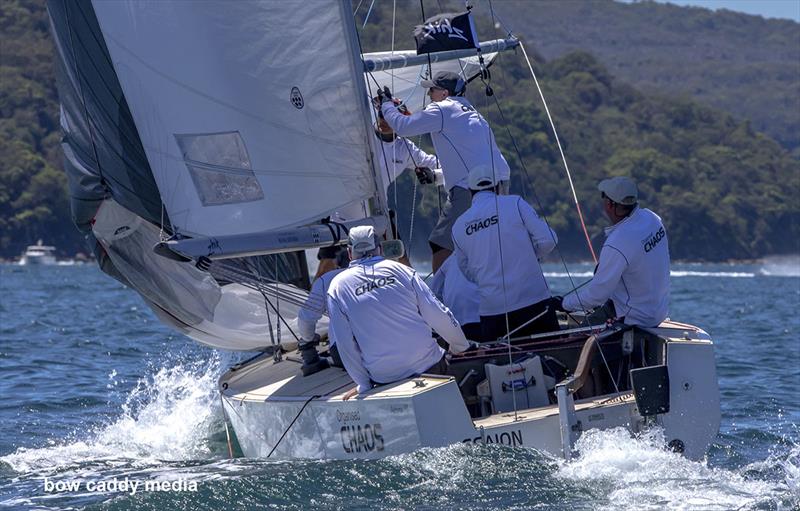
[221,354,453,402]
[473,392,635,428]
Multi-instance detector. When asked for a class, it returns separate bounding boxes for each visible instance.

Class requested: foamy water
[558,427,799,510]
[3,358,797,510]
[1,357,226,477]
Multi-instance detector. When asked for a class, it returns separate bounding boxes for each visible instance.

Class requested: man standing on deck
[378,71,511,273]
[327,226,470,400]
[452,165,559,342]
[556,176,670,327]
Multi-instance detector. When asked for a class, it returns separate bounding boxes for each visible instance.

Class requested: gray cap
[420,71,465,96]
[348,225,377,253]
[468,165,498,191]
[598,176,638,205]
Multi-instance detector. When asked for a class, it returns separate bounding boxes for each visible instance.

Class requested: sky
[623,0,800,22]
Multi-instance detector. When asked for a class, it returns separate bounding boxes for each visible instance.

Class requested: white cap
[348,225,377,253]
[468,165,498,191]
[598,176,638,205]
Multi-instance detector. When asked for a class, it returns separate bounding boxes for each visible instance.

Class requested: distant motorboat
[19,240,57,266]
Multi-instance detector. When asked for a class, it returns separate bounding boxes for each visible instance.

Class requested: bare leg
[431,249,452,274]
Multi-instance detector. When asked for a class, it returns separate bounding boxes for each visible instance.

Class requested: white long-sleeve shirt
[376,136,438,193]
[297,268,344,344]
[381,97,510,191]
[563,207,670,327]
[331,137,437,222]
[326,256,469,393]
[429,255,480,326]
[452,191,557,316]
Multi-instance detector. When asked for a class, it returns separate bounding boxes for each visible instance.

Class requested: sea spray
[1,352,230,475]
[557,427,791,509]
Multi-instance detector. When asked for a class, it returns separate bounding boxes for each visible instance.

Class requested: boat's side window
[175,131,264,206]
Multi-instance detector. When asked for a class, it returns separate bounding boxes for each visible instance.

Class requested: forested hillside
[0,0,797,260]
[359,1,799,261]
[490,0,800,156]
[0,0,74,257]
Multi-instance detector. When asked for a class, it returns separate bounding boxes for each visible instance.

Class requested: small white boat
[19,240,57,266]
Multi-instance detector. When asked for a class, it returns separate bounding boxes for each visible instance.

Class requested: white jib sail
[91,0,380,238]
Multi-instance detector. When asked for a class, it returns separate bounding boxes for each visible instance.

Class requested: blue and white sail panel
[90,0,378,237]
[47,0,166,233]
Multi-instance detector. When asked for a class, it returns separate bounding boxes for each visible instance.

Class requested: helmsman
[557,176,670,327]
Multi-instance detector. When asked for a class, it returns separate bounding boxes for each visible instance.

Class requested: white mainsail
[50,0,518,350]
[91,0,381,238]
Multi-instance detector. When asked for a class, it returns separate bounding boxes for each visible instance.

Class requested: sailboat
[47,0,720,460]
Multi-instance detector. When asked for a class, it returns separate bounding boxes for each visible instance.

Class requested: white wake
[1,355,227,476]
[557,427,798,510]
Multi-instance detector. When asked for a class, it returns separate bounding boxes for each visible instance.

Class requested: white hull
[19,241,57,266]
[19,254,57,266]
[220,321,720,460]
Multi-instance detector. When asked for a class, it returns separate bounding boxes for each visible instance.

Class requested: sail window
[175,132,264,206]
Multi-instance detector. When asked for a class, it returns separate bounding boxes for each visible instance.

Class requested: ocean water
[0,260,798,510]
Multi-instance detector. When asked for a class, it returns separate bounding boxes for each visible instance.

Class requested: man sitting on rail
[327,226,469,400]
[452,165,559,342]
[555,176,670,327]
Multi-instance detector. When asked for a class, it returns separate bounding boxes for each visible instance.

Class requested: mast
[340,0,393,238]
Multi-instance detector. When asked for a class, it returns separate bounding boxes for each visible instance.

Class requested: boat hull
[220,325,720,461]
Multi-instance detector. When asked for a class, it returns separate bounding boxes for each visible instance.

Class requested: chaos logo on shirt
[642,227,666,253]
[354,276,397,296]
[465,215,498,235]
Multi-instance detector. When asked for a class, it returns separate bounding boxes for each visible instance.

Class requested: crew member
[452,165,559,342]
[374,111,440,266]
[429,254,481,340]
[297,250,349,376]
[316,109,438,272]
[557,176,670,327]
[327,225,470,400]
[379,71,511,273]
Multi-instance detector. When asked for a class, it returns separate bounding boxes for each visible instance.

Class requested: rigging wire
[478,0,620,397]
[519,41,597,264]
[362,0,377,29]
[390,0,401,236]
[482,0,585,302]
